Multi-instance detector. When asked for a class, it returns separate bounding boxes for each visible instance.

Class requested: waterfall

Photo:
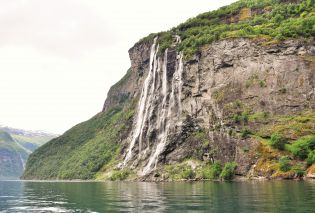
[123,36,184,176]
[123,38,159,165]
[177,53,184,115]
[157,49,168,131]
[13,138,30,170]
[18,152,25,170]
[138,43,159,153]
[142,49,184,175]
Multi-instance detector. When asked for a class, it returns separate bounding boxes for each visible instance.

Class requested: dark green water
[0,180,314,213]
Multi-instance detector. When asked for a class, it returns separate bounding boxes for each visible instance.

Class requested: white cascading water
[123,36,184,175]
[13,139,29,170]
[123,38,159,165]
[18,152,25,170]
[138,43,159,153]
[142,52,184,175]
[177,53,184,114]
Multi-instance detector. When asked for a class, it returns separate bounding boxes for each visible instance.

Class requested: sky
[0,0,237,134]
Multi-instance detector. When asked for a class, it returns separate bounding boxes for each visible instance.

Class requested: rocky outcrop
[102,41,152,112]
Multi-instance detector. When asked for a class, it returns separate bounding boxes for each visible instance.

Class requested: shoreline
[4,176,314,183]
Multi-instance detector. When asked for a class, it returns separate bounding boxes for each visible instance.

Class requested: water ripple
[0,180,314,212]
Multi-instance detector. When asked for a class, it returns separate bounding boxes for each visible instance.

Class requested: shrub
[292,164,305,178]
[294,169,305,178]
[279,156,291,172]
[270,133,288,150]
[233,112,249,124]
[201,161,222,179]
[242,112,249,122]
[220,162,237,180]
[233,114,242,123]
[288,135,315,159]
[249,111,269,122]
[259,80,266,87]
[307,150,315,165]
[180,167,195,179]
[241,128,252,139]
[109,169,130,181]
[138,0,315,59]
[164,163,195,180]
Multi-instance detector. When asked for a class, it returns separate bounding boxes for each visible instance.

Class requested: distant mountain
[0,126,58,152]
[0,127,57,179]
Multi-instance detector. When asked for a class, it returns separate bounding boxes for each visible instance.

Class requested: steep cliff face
[102,37,314,179]
[23,0,315,180]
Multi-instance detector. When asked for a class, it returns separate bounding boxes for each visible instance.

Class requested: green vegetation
[193,129,210,148]
[245,74,266,88]
[270,133,288,150]
[200,161,222,179]
[137,0,315,58]
[307,150,315,165]
[12,134,55,152]
[292,164,305,177]
[111,69,132,91]
[287,135,315,159]
[248,111,269,122]
[257,111,315,138]
[0,131,14,143]
[163,163,195,180]
[12,134,55,146]
[241,128,252,139]
[23,99,136,180]
[220,162,237,180]
[109,169,131,181]
[279,156,291,172]
[252,112,315,178]
[233,112,249,124]
[164,161,239,181]
[0,131,29,179]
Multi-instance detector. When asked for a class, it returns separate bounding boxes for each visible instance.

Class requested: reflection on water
[0,180,314,212]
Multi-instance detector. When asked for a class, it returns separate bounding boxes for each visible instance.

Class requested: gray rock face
[103,38,315,177]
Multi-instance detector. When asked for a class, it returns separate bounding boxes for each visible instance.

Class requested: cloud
[0,0,115,57]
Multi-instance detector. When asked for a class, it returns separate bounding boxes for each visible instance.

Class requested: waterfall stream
[123,38,159,165]
[18,152,25,170]
[123,37,184,175]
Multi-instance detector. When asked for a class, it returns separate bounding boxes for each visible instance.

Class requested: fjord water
[0,181,315,213]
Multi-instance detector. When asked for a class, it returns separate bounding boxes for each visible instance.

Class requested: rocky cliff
[103,37,315,180]
[23,0,315,180]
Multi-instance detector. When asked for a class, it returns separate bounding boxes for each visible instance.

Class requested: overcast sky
[0,0,237,134]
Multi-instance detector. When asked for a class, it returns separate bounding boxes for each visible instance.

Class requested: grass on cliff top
[137,0,315,58]
[22,100,136,180]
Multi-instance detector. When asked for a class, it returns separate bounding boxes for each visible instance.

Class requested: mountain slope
[0,130,28,179]
[22,103,135,179]
[0,126,57,152]
[0,128,57,179]
[23,0,315,180]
